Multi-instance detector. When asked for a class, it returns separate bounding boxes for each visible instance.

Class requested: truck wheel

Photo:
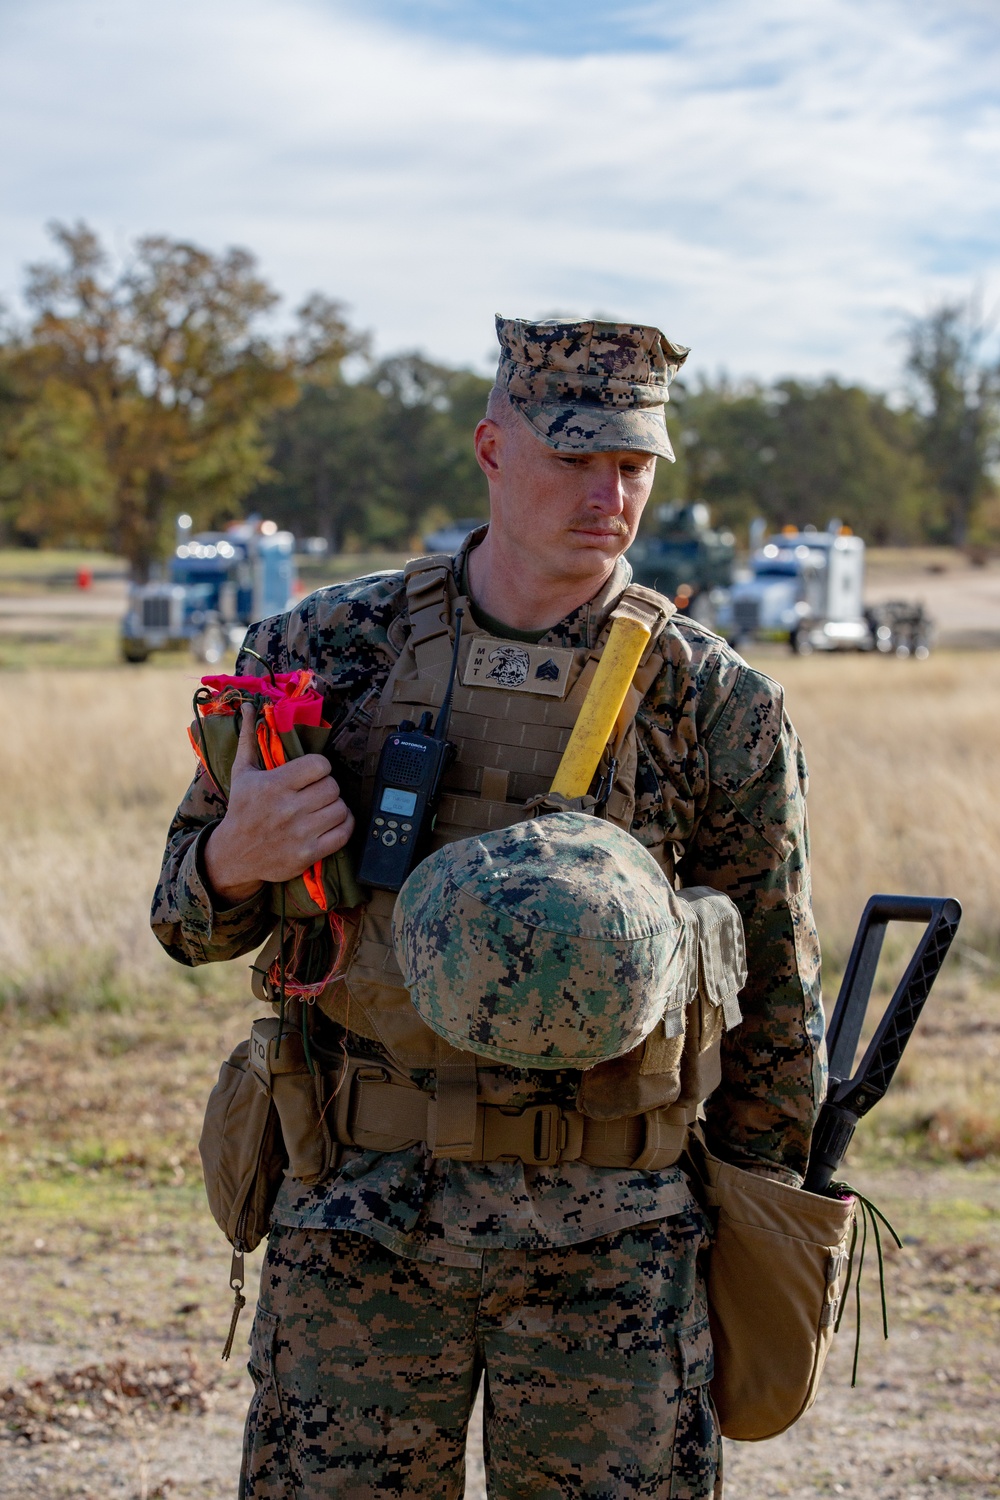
[121,644,149,664]
[192,622,226,665]
[790,629,813,656]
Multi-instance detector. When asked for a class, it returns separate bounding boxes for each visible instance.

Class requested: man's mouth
[571,523,629,541]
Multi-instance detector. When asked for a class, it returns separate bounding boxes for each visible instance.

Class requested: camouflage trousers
[240,1216,722,1500]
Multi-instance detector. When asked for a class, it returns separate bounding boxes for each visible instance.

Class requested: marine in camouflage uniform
[152,317,825,1499]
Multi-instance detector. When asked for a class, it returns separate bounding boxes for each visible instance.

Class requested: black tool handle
[804,894,961,1195]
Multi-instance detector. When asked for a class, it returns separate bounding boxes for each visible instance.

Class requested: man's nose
[585,461,626,512]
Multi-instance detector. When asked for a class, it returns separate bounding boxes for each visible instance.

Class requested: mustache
[570,515,631,537]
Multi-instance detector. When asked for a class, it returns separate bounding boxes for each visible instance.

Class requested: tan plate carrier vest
[299,555,733,1172]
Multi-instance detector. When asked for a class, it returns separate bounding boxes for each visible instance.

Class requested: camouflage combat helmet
[392,812,696,1070]
[493,315,689,461]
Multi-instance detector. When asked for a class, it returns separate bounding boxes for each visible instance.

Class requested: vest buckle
[482,1103,564,1166]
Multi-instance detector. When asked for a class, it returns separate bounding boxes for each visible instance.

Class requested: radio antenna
[433,607,464,741]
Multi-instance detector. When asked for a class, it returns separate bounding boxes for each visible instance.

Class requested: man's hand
[203,712,355,906]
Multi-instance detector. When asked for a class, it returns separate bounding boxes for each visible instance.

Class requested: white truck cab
[719,522,869,654]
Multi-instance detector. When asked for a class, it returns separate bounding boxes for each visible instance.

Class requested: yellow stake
[550,615,651,798]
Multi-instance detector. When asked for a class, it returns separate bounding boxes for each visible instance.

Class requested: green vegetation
[253,356,492,553]
[664,377,937,544]
[0,223,360,578]
[2,224,998,566]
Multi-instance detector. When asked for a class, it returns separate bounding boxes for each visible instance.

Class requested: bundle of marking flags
[189,667,363,1005]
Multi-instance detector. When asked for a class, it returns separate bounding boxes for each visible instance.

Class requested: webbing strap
[402,561,675,680]
[610,583,675,662]
[428,1039,479,1160]
[633,1103,697,1170]
[339,1060,688,1168]
[404,555,456,669]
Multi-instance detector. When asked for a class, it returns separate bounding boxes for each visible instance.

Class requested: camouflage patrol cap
[494,315,689,461]
[392,812,695,1070]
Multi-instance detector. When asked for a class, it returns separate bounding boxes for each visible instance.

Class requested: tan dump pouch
[686,1136,856,1442]
[248,1017,339,1187]
[198,1037,286,1252]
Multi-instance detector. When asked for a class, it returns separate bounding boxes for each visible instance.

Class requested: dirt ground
[863,552,1000,650]
[2,978,997,1500]
[2,1165,997,1499]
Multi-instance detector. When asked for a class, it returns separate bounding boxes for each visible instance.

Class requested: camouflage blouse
[152,543,826,1264]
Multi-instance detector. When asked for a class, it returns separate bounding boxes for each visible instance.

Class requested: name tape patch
[462,638,575,697]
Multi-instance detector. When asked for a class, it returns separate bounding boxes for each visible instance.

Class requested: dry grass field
[0,649,998,1497]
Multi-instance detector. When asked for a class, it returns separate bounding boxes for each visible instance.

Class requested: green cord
[835,1212,858,1337]
[852,1200,869,1386]
[831,1184,903,1387]
[191,687,223,794]
[242,647,278,686]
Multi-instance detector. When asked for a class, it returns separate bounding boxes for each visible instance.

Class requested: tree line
[1,223,997,578]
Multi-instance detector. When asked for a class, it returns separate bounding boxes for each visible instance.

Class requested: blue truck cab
[121,518,295,663]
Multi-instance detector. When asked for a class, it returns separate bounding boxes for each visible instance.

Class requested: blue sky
[362,1,676,56]
[0,0,997,388]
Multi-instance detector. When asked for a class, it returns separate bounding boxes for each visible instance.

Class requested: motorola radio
[358,608,465,892]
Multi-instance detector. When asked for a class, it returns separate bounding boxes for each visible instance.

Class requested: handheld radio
[358,608,465,892]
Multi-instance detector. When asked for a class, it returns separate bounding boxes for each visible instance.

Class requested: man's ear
[474,418,502,479]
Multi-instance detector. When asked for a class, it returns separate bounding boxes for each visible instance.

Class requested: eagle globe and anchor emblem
[485,646,562,688]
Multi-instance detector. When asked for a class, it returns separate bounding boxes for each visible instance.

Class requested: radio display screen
[380,787,418,816]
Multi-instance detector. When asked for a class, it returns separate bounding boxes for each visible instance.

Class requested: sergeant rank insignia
[462,639,574,697]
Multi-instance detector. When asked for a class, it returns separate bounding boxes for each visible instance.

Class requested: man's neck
[466,530,620,633]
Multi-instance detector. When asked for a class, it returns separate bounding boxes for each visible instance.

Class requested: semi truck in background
[625,503,736,631]
[120,516,296,663]
[436,504,931,658]
[717,521,932,656]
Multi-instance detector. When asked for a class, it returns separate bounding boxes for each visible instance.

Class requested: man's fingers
[292,773,345,816]
[293,802,355,866]
[319,798,352,831]
[231,710,260,775]
[296,798,352,848]
[278,753,339,791]
[232,729,335,795]
[312,808,356,858]
[220,725,356,880]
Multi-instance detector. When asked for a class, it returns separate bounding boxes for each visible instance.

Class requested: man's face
[474,412,657,582]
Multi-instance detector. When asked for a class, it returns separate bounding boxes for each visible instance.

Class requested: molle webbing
[330,1052,696,1170]
[383,554,673,833]
[329,556,676,1071]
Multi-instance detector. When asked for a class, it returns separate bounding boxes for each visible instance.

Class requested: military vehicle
[121,516,296,664]
[625,503,736,629]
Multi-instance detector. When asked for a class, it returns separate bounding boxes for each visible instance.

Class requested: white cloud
[0,0,996,387]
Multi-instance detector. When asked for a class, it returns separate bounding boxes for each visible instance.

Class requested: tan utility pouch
[247,1016,339,1187]
[686,1134,856,1442]
[198,1037,286,1253]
